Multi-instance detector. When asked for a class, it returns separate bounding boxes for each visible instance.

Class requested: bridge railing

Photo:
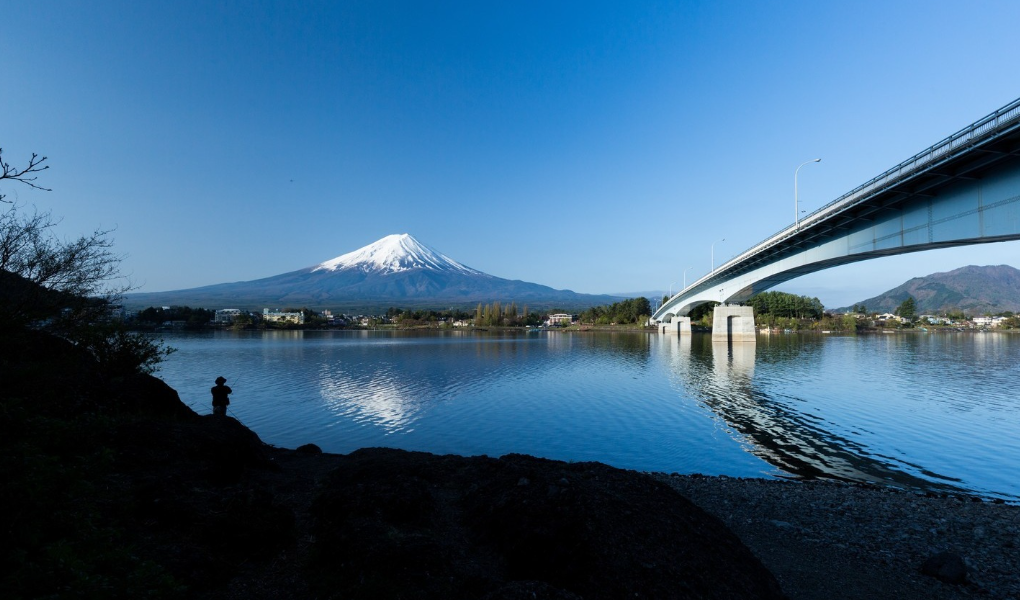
[718,96,1020,278]
[668,96,1020,307]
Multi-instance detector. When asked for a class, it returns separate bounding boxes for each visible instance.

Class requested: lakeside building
[972,315,1006,328]
[546,313,575,326]
[215,308,243,323]
[263,308,305,325]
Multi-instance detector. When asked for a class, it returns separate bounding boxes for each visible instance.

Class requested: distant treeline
[472,301,543,327]
[135,306,215,327]
[578,297,651,325]
[747,291,824,319]
[386,306,473,325]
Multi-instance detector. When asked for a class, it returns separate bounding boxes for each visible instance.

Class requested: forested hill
[841,264,1020,315]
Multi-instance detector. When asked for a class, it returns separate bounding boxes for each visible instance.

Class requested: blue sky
[3,1,1019,308]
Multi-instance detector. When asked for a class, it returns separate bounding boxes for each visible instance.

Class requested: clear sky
[4,1,1019,308]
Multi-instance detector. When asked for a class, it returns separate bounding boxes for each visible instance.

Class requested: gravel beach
[653,474,1020,599]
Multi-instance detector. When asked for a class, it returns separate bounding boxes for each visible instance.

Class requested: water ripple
[155,329,1020,500]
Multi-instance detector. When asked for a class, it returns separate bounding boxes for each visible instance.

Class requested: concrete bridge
[653,97,1020,341]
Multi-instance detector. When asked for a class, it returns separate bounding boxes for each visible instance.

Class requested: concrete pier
[712,305,755,342]
[661,316,691,335]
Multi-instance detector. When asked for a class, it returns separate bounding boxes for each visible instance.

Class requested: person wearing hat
[211,376,233,416]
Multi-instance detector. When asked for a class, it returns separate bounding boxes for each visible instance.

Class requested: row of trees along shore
[473,301,543,327]
[578,297,651,325]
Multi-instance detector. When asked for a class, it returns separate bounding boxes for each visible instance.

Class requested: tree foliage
[688,302,718,326]
[0,148,170,375]
[748,291,824,319]
[578,297,651,325]
[136,306,215,328]
[895,296,917,320]
[386,306,476,326]
[473,301,539,327]
[0,207,122,324]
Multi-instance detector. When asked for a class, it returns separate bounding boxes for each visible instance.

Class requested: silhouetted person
[211,376,232,416]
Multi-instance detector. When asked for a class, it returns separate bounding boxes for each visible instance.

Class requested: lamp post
[711,238,725,272]
[683,266,693,290]
[669,282,676,297]
[795,158,821,230]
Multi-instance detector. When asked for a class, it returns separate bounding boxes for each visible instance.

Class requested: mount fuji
[125,234,622,311]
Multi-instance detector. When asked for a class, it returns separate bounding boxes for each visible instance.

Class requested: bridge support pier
[712,305,756,343]
[661,317,691,335]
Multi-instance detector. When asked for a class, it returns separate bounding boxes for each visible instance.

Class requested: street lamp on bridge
[795,158,821,230]
[711,238,725,272]
[683,266,693,290]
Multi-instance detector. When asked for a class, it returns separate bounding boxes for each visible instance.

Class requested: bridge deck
[655,97,1020,321]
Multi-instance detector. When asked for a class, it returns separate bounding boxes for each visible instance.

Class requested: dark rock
[482,580,584,599]
[296,443,323,454]
[117,373,201,421]
[309,448,785,600]
[921,551,967,584]
[201,489,296,558]
[114,413,271,483]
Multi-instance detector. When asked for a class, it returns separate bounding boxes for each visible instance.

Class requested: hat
[215,376,227,384]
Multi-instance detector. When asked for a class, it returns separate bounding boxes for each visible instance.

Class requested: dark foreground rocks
[657,474,1020,600]
[309,448,785,600]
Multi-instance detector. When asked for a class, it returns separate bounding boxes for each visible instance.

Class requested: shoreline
[650,472,1020,600]
[253,444,1020,600]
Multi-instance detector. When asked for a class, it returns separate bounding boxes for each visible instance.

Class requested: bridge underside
[655,153,1020,325]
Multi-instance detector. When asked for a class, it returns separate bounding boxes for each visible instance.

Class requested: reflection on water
[665,336,965,494]
[156,329,1020,501]
[315,331,544,432]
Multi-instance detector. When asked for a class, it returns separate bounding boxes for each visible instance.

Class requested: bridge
[653,96,1020,341]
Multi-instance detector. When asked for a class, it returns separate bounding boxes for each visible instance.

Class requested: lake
[154,329,1020,501]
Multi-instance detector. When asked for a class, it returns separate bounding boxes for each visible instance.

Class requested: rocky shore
[654,474,1020,600]
[4,327,1018,599]
[231,448,1020,600]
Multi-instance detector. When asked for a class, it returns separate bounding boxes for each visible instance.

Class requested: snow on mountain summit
[313,234,482,275]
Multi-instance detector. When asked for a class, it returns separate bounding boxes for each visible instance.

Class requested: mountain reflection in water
[156,330,1020,501]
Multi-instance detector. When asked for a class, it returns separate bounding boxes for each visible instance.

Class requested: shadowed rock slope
[310,449,785,600]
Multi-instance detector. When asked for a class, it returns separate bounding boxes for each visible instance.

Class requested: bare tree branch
[0,148,51,203]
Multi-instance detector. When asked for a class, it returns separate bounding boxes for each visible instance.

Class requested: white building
[546,313,574,326]
[215,308,243,323]
[972,316,1006,328]
[263,308,304,324]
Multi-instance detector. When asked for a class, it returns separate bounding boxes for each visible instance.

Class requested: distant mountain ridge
[841,264,1020,315]
[125,234,622,312]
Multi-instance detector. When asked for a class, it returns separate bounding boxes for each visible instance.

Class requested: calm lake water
[155,330,1020,501]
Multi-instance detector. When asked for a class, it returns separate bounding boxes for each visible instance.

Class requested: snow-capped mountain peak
[312,234,482,275]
